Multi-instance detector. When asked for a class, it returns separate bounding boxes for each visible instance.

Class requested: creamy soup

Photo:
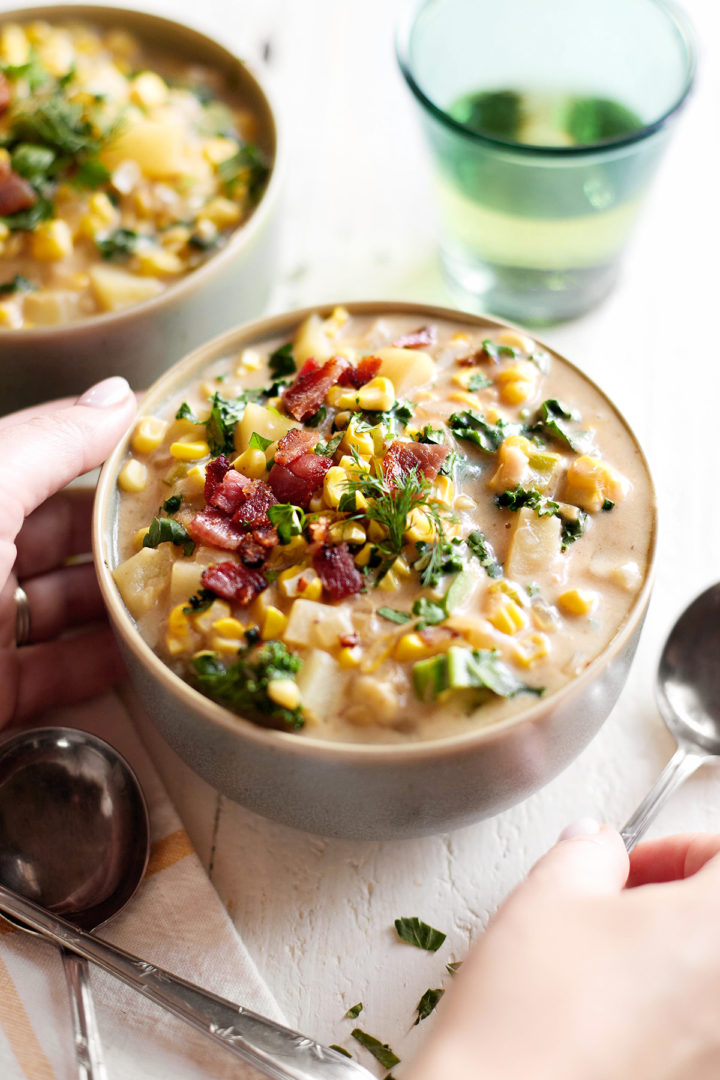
[111,308,653,743]
[0,19,269,327]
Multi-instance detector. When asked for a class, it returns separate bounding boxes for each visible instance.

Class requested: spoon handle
[620,745,707,852]
[0,885,373,1080]
[62,950,108,1080]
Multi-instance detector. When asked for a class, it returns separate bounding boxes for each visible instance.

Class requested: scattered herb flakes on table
[112,307,653,742]
[394,917,447,953]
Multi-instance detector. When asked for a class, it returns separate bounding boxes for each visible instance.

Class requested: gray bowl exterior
[115,611,646,841]
[94,300,656,842]
[0,208,280,410]
[0,4,280,412]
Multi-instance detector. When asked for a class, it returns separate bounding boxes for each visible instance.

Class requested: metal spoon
[621,582,720,851]
[0,726,149,1080]
[0,727,372,1080]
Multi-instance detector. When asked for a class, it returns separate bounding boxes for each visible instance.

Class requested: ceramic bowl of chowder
[94,301,656,839]
[0,5,279,411]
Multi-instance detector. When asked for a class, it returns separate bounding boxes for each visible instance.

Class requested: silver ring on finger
[14,585,31,648]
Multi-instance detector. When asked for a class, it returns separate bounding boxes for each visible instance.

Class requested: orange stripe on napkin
[0,954,57,1079]
[146,829,194,876]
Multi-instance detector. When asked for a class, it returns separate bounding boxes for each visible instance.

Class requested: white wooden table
[80,0,720,1069]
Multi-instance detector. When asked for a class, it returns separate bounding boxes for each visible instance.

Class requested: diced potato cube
[235,402,296,453]
[89,264,164,312]
[130,71,168,108]
[374,347,435,393]
[169,560,205,606]
[505,507,562,581]
[112,546,171,619]
[201,197,242,228]
[136,248,184,277]
[233,448,267,479]
[101,120,188,179]
[293,312,334,364]
[22,290,83,326]
[284,599,354,651]
[296,649,345,724]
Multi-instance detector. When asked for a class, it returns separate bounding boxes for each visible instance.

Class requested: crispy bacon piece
[0,159,36,217]
[0,73,11,115]
[232,478,277,529]
[251,524,279,548]
[282,355,351,422]
[382,440,450,487]
[274,427,319,466]
[237,535,268,568]
[204,455,233,503]
[391,325,437,349]
[308,516,330,546]
[187,509,244,551]
[313,543,364,601]
[209,468,252,515]
[201,562,267,607]
[337,355,382,389]
[268,453,332,508]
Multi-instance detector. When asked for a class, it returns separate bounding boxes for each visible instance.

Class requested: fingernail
[558,817,600,842]
[77,376,131,408]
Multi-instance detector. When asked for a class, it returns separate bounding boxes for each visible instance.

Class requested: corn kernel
[134,526,150,548]
[564,455,629,514]
[308,493,324,513]
[235,347,263,373]
[0,302,22,328]
[1,25,30,66]
[193,600,231,634]
[354,542,374,568]
[496,330,536,354]
[118,458,148,493]
[328,521,367,545]
[212,617,247,639]
[130,71,168,108]
[299,577,322,601]
[558,589,598,616]
[342,422,374,458]
[449,390,483,409]
[160,225,191,251]
[323,466,348,508]
[511,632,550,667]
[357,376,395,411]
[233,447,267,479]
[201,196,242,229]
[394,633,451,662]
[166,633,191,657]
[455,494,476,511]
[262,606,288,640]
[203,136,239,165]
[486,594,527,635]
[338,645,362,668]
[404,506,435,543]
[88,192,117,225]
[168,603,191,636]
[368,520,389,543]
[431,475,454,506]
[209,635,245,655]
[267,678,301,710]
[392,556,412,579]
[377,569,400,593]
[279,566,322,601]
[322,305,350,336]
[183,465,206,495]
[131,412,167,451]
[170,439,210,461]
[136,248,184,277]
[31,220,73,261]
[500,379,534,406]
[446,616,497,650]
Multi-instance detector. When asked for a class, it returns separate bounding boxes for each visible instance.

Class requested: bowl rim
[93,299,658,763]
[0,3,283,337]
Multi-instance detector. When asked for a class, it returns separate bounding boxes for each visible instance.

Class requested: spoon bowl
[0,726,150,1080]
[621,582,720,850]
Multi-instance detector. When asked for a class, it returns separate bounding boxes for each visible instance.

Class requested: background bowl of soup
[94,300,657,840]
[0,4,280,412]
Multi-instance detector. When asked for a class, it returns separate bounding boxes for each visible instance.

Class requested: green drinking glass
[397,0,696,323]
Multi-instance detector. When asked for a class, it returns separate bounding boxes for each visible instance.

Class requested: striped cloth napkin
[0,691,284,1080]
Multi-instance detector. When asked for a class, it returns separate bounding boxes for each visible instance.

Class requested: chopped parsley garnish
[414,988,444,1025]
[602,498,615,511]
[162,494,183,514]
[394,916,446,952]
[355,400,414,433]
[315,432,343,457]
[467,371,492,391]
[345,1002,363,1019]
[350,1029,400,1070]
[446,960,463,975]
[466,530,502,577]
[378,607,412,624]
[249,430,273,452]
[1,195,53,231]
[268,342,296,379]
[329,1045,352,1058]
[193,641,304,730]
[96,227,139,260]
[176,402,199,423]
[449,409,526,453]
[305,404,326,428]
[481,337,519,361]
[413,536,464,588]
[142,516,195,557]
[10,142,55,182]
[0,274,35,295]
[267,503,305,544]
[183,587,215,615]
[205,392,247,456]
[412,596,447,630]
[73,157,111,189]
[416,424,445,445]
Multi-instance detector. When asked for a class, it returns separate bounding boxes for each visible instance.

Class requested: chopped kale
[73,157,111,189]
[96,227,139,260]
[449,409,526,453]
[378,607,412,624]
[205,392,247,456]
[344,1002,364,1019]
[531,398,589,453]
[268,342,296,378]
[0,273,35,295]
[329,1045,352,1058]
[350,1029,400,1070]
[413,647,543,704]
[183,587,215,615]
[218,143,269,202]
[394,917,446,952]
[193,641,303,730]
[466,529,503,577]
[467,371,492,391]
[414,988,444,1025]
[315,431,343,457]
[267,503,306,544]
[142,516,195,557]
[176,402,199,423]
[162,494,183,514]
[602,498,615,512]
[413,536,464,588]
[495,486,588,551]
[249,431,273,452]
[305,404,327,428]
